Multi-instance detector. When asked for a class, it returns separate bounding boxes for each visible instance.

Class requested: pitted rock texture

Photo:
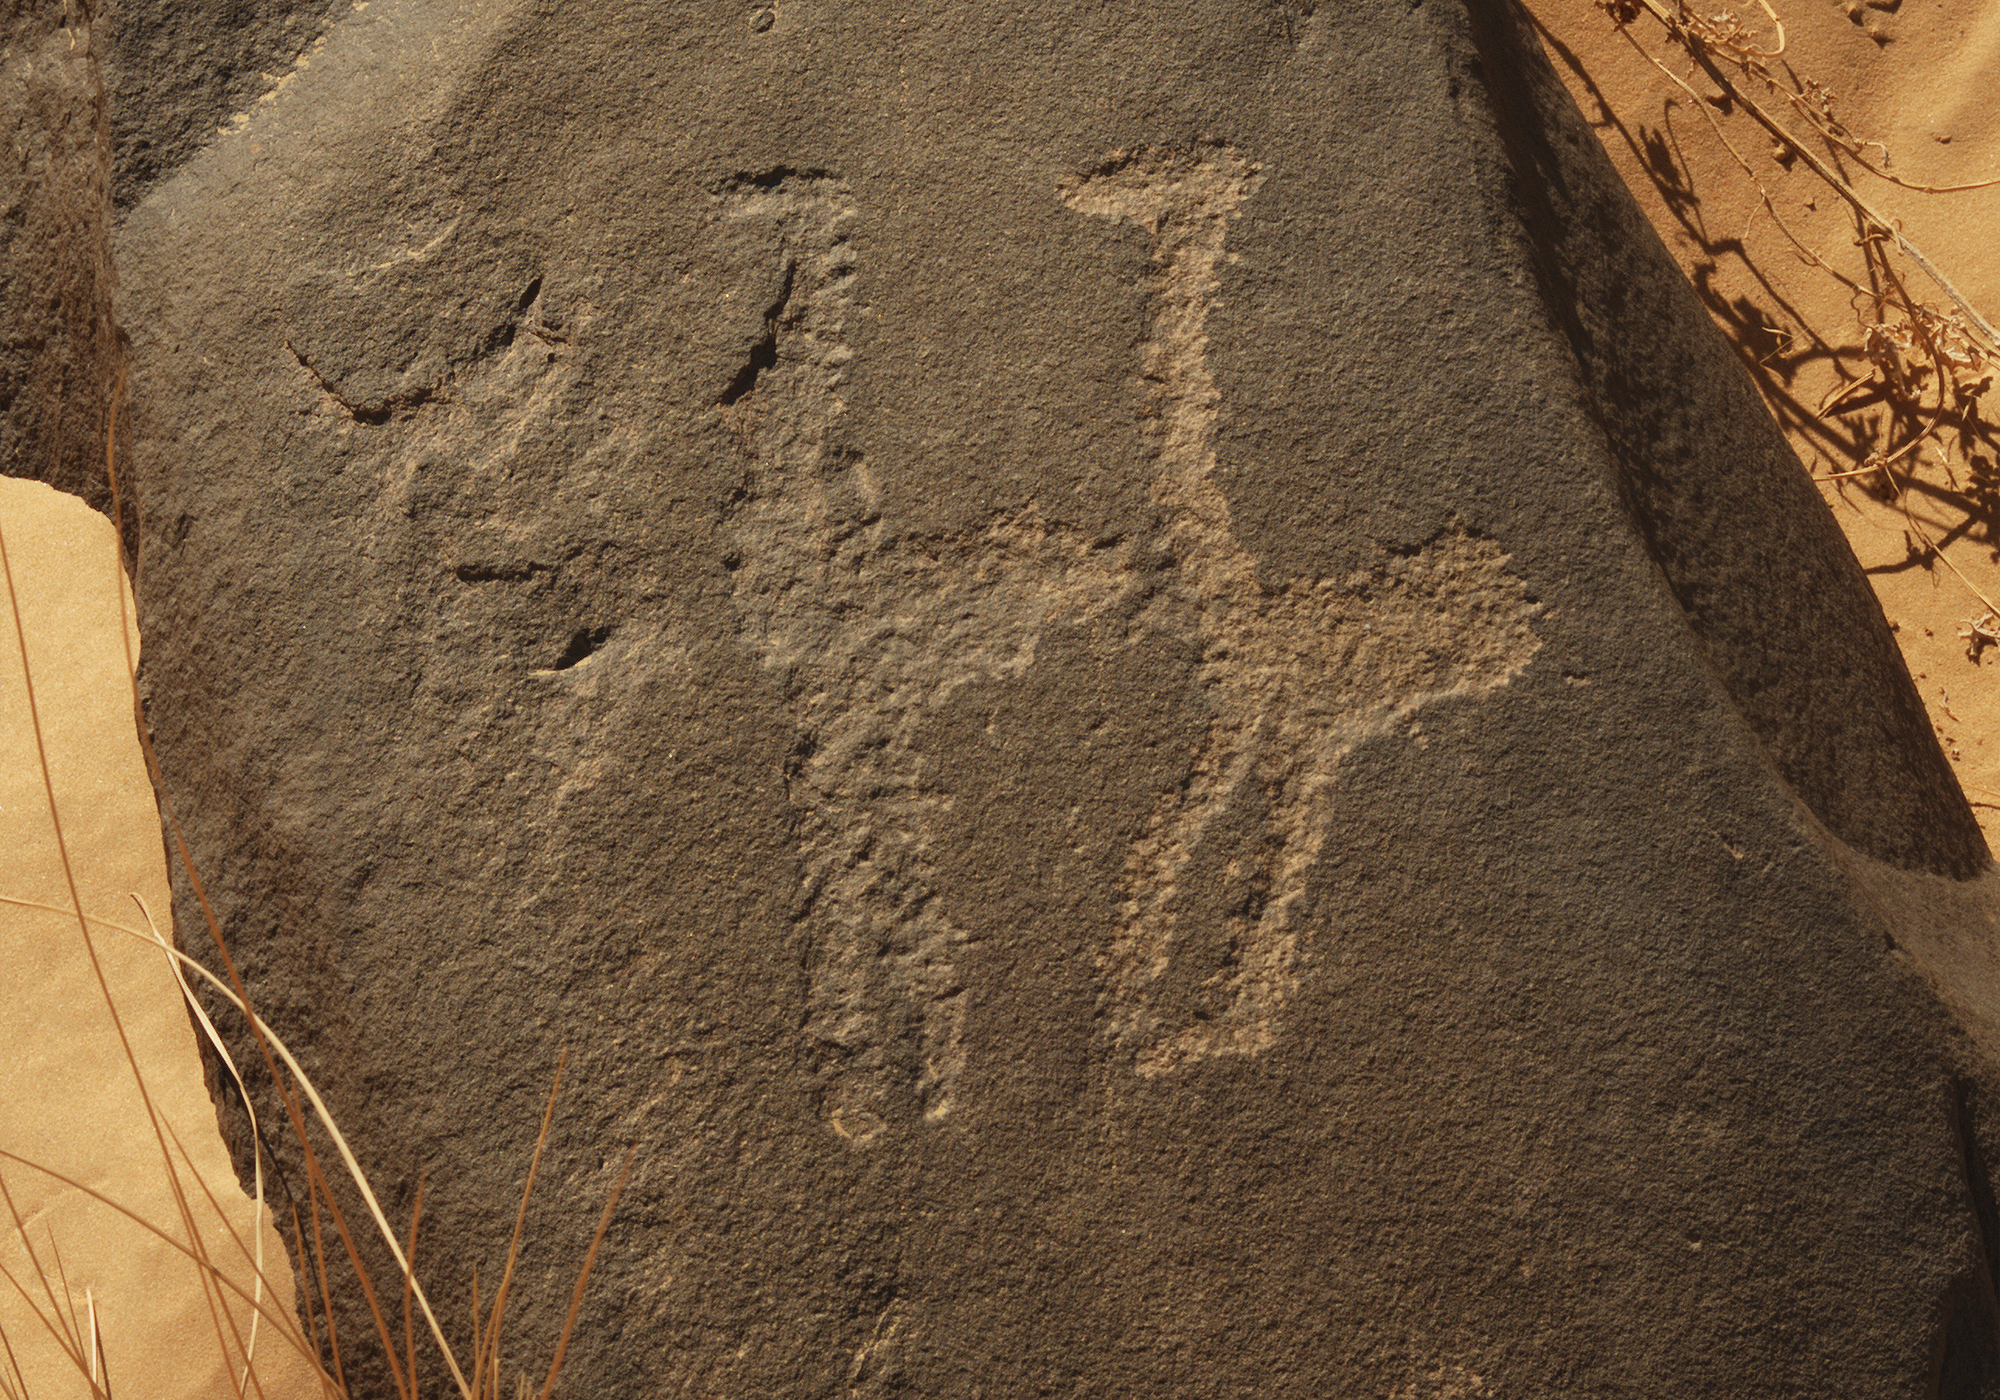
[106,0,2000,1395]
[103,0,352,204]
[1,0,120,511]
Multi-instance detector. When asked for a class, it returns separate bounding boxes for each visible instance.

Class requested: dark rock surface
[1,0,119,509]
[102,0,350,205]
[104,0,2000,1393]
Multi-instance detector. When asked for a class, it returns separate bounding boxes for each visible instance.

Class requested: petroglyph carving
[720,153,1540,1137]
[716,174,1133,1139]
[1061,148,1542,1076]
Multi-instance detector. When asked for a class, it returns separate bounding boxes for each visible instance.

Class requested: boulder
[105,0,2000,1393]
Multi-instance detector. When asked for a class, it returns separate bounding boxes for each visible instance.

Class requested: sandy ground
[0,478,316,1400]
[1525,0,2000,843]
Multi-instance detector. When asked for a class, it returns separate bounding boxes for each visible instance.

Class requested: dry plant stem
[138,893,276,1389]
[0,897,440,1398]
[1592,10,1856,307]
[1848,252,2000,617]
[0,896,462,1397]
[0,1069,320,1378]
[47,1257,88,1394]
[1636,0,2000,194]
[1589,0,2000,634]
[0,1147,324,1371]
[1626,0,2000,355]
[1748,0,1783,53]
[148,1111,276,1397]
[0,1282,31,1400]
[0,894,629,1400]
[42,1243,96,1399]
[87,1292,106,1397]
[1872,252,1953,463]
[403,1179,425,1400]
[0,1174,97,1388]
[1897,501,2000,617]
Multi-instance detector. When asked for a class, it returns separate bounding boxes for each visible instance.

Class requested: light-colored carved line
[1063,148,1542,1076]
[718,178,1136,1136]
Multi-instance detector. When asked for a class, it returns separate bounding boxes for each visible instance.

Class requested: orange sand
[1526,0,2000,843]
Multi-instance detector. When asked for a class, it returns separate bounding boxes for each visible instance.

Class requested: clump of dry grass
[0,386,629,1400]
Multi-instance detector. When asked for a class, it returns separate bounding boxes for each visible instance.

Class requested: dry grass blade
[133,894,276,1392]
[535,1151,632,1400]
[473,1054,566,1400]
[6,303,631,1400]
[0,1149,327,1378]
[403,1177,425,1400]
[0,894,464,1395]
[4,509,254,1397]
[0,888,631,1400]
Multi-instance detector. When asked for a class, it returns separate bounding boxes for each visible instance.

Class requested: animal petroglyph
[1060,149,1542,1075]
[716,174,1133,1140]
[719,153,1541,1138]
